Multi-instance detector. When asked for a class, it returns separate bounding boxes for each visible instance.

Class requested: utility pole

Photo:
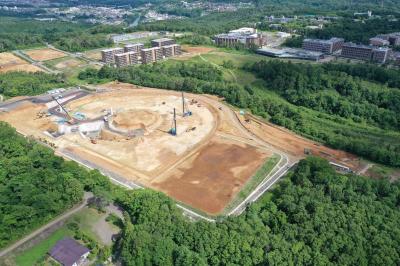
[173,108,177,135]
[182,91,185,117]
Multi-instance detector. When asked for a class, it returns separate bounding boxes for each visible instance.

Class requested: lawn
[15,227,72,266]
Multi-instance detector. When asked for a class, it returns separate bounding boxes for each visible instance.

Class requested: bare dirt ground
[24,48,67,61]
[84,50,102,60]
[176,45,216,60]
[54,58,84,69]
[1,82,364,214]
[0,52,42,73]
[154,136,270,214]
[0,83,276,215]
[239,113,361,171]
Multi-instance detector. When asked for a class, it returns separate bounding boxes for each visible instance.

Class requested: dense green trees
[308,17,400,44]
[249,60,400,130]
[0,17,114,52]
[0,72,67,97]
[116,157,400,265]
[0,123,121,248]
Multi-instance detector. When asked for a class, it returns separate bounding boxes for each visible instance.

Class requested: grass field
[15,227,72,266]
[12,207,118,266]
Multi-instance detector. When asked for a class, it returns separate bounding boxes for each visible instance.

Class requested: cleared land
[238,113,361,170]
[0,52,42,73]
[24,48,67,61]
[0,83,275,215]
[176,45,216,60]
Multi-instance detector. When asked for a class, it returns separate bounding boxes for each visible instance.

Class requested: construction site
[0,83,282,215]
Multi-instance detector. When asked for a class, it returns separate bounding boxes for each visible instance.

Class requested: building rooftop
[303,37,344,44]
[141,47,161,51]
[125,43,144,47]
[49,238,89,266]
[151,38,175,43]
[343,42,374,49]
[101,47,123,52]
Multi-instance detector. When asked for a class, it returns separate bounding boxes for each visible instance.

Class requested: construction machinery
[52,95,73,122]
[182,92,192,117]
[169,108,177,136]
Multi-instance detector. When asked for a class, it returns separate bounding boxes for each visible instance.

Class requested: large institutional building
[341,42,391,63]
[302,38,344,54]
[214,28,266,48]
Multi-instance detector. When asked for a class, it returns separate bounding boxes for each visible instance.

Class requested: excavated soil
[25,48,67,61]
[154,136,271,214]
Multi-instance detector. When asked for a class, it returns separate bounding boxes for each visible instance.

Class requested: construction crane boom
[52,95,71,120]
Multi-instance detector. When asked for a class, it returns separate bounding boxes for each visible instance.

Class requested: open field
[84,49,102,60]
[24,48,67,61]
[0,83,278,215]
[0,52,42,73]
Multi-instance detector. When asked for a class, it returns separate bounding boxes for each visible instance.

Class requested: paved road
[0,192,92,258]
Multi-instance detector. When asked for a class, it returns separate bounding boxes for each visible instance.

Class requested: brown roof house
[49,237,90,266]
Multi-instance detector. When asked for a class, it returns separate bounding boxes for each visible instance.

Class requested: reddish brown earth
[154,137,271,214]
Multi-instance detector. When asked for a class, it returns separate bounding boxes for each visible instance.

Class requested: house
[49,237,90,266]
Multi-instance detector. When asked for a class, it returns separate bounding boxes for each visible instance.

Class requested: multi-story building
[124,43,144,53]
[376,32,400,46]
[128,52,139,65]
[302,38,344,54]
[371,47,391,63]
[341,43,373,61]
[114,53,129,68]
[341,43,390,63]
[151,38,176,48]
[162,44,182,57]
[396,55,400,65]
[114,52,140,68]
[101,47,124,64]
[141,47,163,63]
[214,28,265,48]
[369,37,390,47]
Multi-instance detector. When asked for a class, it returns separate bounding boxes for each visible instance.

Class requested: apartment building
[141,47,163,63]
[114,53,129,68]
[101,47,124,63]
[124,43,144,53]
[128,52,139,65]
[341,43,390,63]
[302,38,344,54]
[162,44,182,57]
[151,38,176,48]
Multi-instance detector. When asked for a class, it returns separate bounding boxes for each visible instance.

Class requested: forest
[308,17,400,44]
[78,61,400,167]
[0,17,115,52]
[248,61,400,131]
[0,72,68,98]
[116,156,400,265]
[0,122,120,249]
